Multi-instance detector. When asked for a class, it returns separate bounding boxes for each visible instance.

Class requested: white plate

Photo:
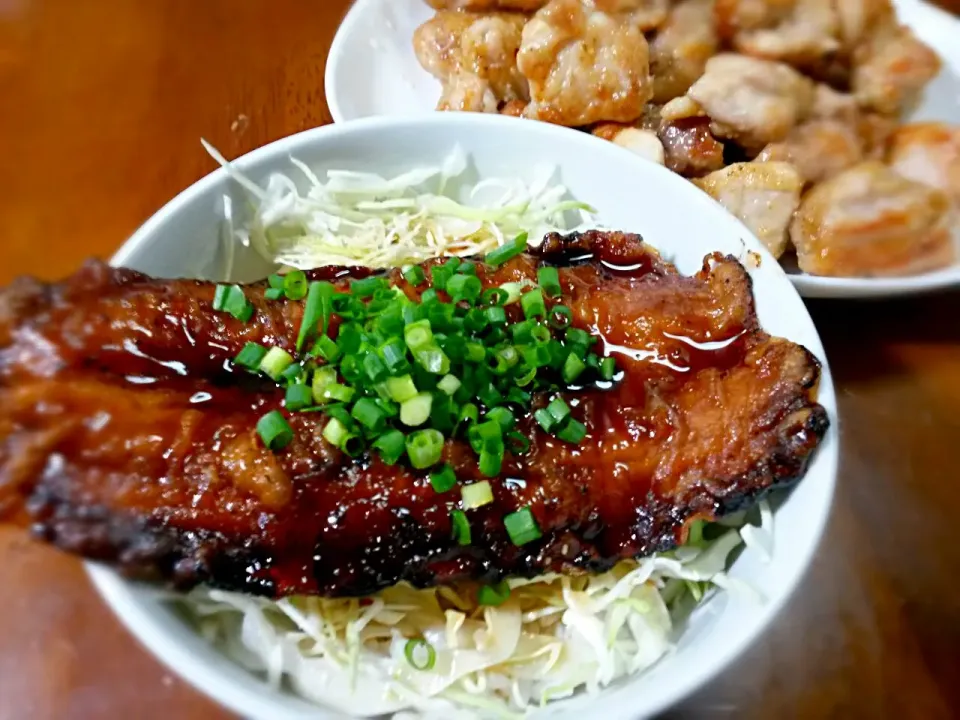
[87,114,838,720]
[324,0,960,299]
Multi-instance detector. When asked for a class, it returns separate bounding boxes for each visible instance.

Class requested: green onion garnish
[234,342,268,371]
[461,480,494,509]
[562,353,586,383]
[403,265,425,286]
[479,442,504,477]
[372,429,406,465]
[284,382,314,412]
[386,374,418,403]
[400,392,433,427]
[429,464,457,493]
[351,397,387,432]
[477,580,510,606]
[311,335,340,363]
[351,275,385,298]
[297,280,333,352]
[447,274,482,304]
[546,397,571,425]
[537,266,562,297]
[268,274,285,290]
[549,305,573,330]
[556,418,587,443]
[214,285,254,322]
[259,347,295,381]
[451,509,471,545]
[406,429,444,469]
[504,507,542,546]
[437,374,461,396]
[264,287,284,301]
[256,410,294,451]
[600,356,617,381]
[520,288,546,319]
[484,232,528,267]
[283,271,308,301]
[485,407,515,432]
[403,638,437,671]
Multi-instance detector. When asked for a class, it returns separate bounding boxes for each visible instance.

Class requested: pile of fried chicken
[414,0,960,277]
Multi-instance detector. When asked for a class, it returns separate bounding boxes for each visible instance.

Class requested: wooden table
[1,2,959,718]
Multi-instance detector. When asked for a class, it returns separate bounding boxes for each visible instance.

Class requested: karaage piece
[649,0,719,104]
[715,0,840,69]
[694,162,803,258]
[414,10,529,113]
[832,0,894,48]
[517,0,653,126]
[686,53,815,153]
[757,119,863,184]
[659,117,726,177]
[426,0,547,10]
[887,123,960,205]
[592,124,665,165]
[851,22,940,116]
[791,161,957,277]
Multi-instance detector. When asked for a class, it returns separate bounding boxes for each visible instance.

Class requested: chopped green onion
[320,383,356,403]
[477,382,502,408]
[311,366,337,402]
[404,638,437,671]
[351,397,387,432]
[429,464,457,493]
[600,356,617,381]
[256,410,294,451]
[234,342,267,371]
[499,282,527,305]
[546,397,571,425]
[297,280,333,352]
[259,347,295,381]
[521,288,546,319]
[403,265,426,286]
[385,374,418,403]
[400,392,433,427]
[264,287,284,301]
[537,266,562,297]
[485,232,528,267]
[480,287,508,307]
[363,353,388,383]
[457,402,479,431]
[451,510,471,545]
[530,324,551,345]
[503,507,542,546]
[430,264,453,291]
[406,429,444,469]
[565,327,593,349]
[267,274,285,290]
[212,284,230,310]
[421,288,439,304]
[322,416,352,447]
[461,480,494,509]
[458,261,476,275]
[437,374,461,395]
[350,275,385,298]
[447,274,482,304]
[465,342,486,363]
[562,353,586,383]
[283,271,308,301]
[479,442,504,477]
[485,407,515,432]
[215,285,254,322]
[484,306,507,326]
[534,408,556,432]
[372,429,406,465]
[549,305,573,330]
[379,339,409,375]
[311,335,340,363]
[404,319,434,352]
[284,383,314,412]
[506,430,531,454]
[477,580,510,606]
[279,363,303,384]
[556,418,587,443]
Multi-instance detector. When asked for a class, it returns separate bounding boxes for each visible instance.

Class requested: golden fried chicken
[790,161,957,276]
[757,119,864,184]
[887,123,960,205]
[659,117,726,177]
[414,10,529,113]
[851,22,941,116]
[686,53,815,153]
[425,0,547,10]
[649,0,718,103]
[694,161,804,258]
[517,0,654,126]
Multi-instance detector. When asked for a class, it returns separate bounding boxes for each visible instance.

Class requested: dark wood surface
[1,1,959,718]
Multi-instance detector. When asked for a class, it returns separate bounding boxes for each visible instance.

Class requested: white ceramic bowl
[324,0,960,299]
[89,114,839,720]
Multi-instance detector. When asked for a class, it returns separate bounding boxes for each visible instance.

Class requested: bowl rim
[88,112,839,720]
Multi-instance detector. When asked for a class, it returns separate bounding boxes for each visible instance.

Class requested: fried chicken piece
[426,0,546,9]
[518,0,653,126]
[757,119,863,184]
[694,162,804,258]
[716,0,840,69]
[686,53,815,153]
[832,0,893,48]
[659,116,726,177]
[851,22,941,116]
[414,10,529,113]
[887,123,960,205]
[649,0,718,104]
[791,161,957,277]
[592,123,665,165]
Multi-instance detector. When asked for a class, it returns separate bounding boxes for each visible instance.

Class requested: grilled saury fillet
[0,231,828,598]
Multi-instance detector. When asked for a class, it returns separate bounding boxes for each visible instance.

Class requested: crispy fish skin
[0,232,828,598]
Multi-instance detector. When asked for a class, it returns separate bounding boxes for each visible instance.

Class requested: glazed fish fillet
[0,231,828,598]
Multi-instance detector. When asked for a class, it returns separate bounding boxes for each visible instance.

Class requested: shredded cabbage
[177,145,773,718]
[201,140,596,270]
[177,501,771,719]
